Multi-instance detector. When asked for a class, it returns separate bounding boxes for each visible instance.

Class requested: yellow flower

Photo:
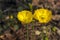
[10,15,13,19]
[17,10,33,24]
[34,8,52,23]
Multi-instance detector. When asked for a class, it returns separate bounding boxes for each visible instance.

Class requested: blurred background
[0,0,60,40]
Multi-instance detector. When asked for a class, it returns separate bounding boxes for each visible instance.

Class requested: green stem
[32,26,35,40]
[26,25,29,40]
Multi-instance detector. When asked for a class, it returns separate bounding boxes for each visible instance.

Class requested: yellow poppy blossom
[17,10,33,24]
[34,8,52,23]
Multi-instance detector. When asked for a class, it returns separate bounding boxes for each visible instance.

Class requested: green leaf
[3,25,9,30]
[17,7,23,11]
[44,36,49,40]
[0,26,3,31]
[0,10,3,18]
[29,4,32,11]
[0,25,3,34]
[52,26,57,32]
[14,25,19,31]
